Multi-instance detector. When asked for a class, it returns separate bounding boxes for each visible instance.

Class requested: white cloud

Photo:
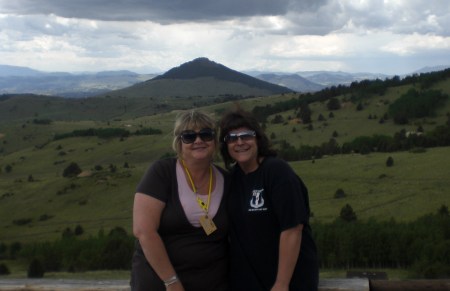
[0,0,449,75]
[381,33,450,56]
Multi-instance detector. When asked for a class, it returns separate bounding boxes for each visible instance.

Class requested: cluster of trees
[54,126,162,140]
[311,68,450,104]
[314,206,450,279]
[0,207,448,278]
[61,161,129,178]
[32,118,52,125]
[252,68,450,125]
[389,89,448,124]
[0,227,134,276]
[276,114,450,161]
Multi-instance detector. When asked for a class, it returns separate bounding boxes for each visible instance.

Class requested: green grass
[1,144,449,244]
[265,83,450,147]
[1,79,450,244]
[291,147,450,222]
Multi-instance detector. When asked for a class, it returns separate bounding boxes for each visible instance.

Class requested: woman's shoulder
[213,163,229,176]
[260,157,297,179]
[145,157,177,176]
[151,157,177,168]
[262,156,290,170]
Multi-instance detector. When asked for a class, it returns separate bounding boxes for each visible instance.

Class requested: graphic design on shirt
[249,189,267,211]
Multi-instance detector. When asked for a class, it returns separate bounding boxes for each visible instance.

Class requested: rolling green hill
[0,70,450,245]
[97,57,292,99]
[0,58,294,125]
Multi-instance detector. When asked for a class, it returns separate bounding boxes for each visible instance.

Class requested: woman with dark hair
[219,108,318,291]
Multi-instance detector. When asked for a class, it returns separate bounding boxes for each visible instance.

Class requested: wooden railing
[0,278,449,291]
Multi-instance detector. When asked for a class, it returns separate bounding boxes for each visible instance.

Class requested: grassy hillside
[101,77,288,98]
[1,141,449,244]
[1,76,449,244]
[296,147,450,222]
[265,82,450,147]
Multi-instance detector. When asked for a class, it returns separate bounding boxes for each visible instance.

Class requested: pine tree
[340,204,357,222]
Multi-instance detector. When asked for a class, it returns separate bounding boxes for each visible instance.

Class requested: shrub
[27,258,45,278]
[0,263,10,275]
[327,98,341,110]
[109,164,117,173]
[13,218,32,226]
[39,214,54,221]
[33,119,52,125]
[340,204,357,222]
[334,188,346,199]
[62,227,74,239]
[386,156,394,167]
[4,165,12,173]
[62,162,82,178]
[134,127,162,135]
[9,242,22,259]
[438,205,449,216]
[0,242,7,258]
[74,225,84,236]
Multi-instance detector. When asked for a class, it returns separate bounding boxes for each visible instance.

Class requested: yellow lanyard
[181,159,212,213]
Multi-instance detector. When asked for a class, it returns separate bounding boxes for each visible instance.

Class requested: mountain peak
[150,58,292,94]
[154,57,227,80]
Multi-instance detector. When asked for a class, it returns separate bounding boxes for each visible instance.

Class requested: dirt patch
[0,133,5,139]
[77,170,92,178]
[341,101,354,108]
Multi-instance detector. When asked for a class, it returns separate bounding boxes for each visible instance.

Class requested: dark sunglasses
[180,128,215,144]
[224,130,256,143]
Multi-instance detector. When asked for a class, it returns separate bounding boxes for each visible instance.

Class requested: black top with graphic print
[228,156,319,291]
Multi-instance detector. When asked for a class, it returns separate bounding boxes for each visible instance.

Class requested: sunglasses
[224,130,256,143]
[180,128,215,144]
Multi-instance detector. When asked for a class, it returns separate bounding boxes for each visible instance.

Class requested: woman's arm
[133,192,184,290]
[271,224,303,291]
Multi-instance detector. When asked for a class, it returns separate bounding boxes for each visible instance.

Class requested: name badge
[199,215,217,235]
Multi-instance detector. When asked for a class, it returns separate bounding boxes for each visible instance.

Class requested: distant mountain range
[254,73,325,92]
[1,61,449,98]
[0,65,156,98]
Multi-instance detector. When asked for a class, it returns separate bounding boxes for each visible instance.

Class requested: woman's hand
[166,281,185,291]
[270,281,289,291]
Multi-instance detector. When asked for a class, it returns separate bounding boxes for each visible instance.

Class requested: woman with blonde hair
[131,110,229,291]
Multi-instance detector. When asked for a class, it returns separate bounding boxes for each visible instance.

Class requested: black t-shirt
[131,158,229,291]
[229,157,318,291]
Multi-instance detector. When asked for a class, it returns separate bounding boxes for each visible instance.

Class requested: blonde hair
[172,110,218,157]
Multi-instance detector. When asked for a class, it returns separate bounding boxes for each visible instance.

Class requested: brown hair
[219,107,276,169]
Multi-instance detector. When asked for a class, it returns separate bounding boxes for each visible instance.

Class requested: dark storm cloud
[1,0,315,22]
[3,0,449,36]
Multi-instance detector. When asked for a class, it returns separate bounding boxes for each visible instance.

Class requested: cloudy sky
[1,0,449,75]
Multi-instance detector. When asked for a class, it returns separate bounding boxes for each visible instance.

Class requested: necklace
[181,159,212,211]
[181,159,217,235]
